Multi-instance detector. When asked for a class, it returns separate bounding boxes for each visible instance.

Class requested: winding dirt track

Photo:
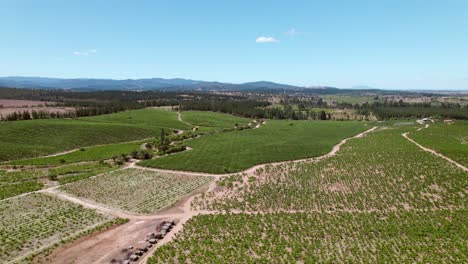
[402,132,468,172]
[131,126,378,179]
[177,111,193,127]
[37,124,378,264]
[27,119,468,263]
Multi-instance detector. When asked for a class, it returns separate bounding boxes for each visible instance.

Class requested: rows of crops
[9,140,146,166]
[140,120,370,173]
[151,122,467,262]
[411,121,468,167]
[0,168,46,200]
[181,111,250,129]
[82,108,191,130]
[0,193,114,263]
[0,108,189,162]
[0,162,118,199]
[149,210,466,263]
[193,126,466,212]
[60,169,213,214]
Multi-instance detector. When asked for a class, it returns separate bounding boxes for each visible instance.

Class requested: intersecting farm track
[34,126,377,263]
[13,120,465,264]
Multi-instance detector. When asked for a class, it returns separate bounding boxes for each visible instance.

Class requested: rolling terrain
[0,108,189,162]
[0,108,466,264]
[139,120,370,173]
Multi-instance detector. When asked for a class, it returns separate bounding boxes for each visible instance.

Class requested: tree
[160,128,166,143]
[22,111,31,120]
[319,111,327,120]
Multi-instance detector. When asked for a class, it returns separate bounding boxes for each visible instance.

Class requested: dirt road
[402,132,467,172]
[42,218,166,264]
[39,125,378,264]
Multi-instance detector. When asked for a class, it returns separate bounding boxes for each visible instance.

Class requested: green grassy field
[151,124,467,263]
[139,120,371,173]
[9,139,146,166]
[0,162,119,199]
[411,121,468,167]
[0,178,43,200]
[0,108,189,162]
[181,111,250,129]
[195,126,466,212]
[82,108,191,130]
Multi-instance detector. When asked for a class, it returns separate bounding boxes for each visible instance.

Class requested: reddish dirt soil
[0,107,75,117]
[30,123,379,264]
[41,218,171,264]
[0,99,54,107]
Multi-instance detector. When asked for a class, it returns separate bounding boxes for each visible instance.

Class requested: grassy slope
[0,109,188,162]
[199,126,466,212]
[0,163,119,199]
[411,121,468,167]
[9,140,145,166]
[139,120,370,173]
[82,108,191,130]
[150,125,467,263]
[182,111,250,129]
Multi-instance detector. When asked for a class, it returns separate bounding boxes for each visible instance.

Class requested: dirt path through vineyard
[41,125,379,264]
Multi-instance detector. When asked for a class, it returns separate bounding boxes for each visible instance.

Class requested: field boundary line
[1,137,157,164]
[402,132,467,172]
[3,124,378,263]
[177,111,194,127]
[5,219,113,264]
[40,188,136,219]
[135,126,378,177]
[2,126,377,202]
[138,126,379,263]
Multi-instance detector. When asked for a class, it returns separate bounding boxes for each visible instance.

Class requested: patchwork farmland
[0,107,466,263]
[3,2,468,262]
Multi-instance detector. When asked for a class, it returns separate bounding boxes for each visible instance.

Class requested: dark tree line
[371,106,468,120]
[179,99,338,120]
[1,110,74,121]
[1,87,466,121]
[358,101,468,120]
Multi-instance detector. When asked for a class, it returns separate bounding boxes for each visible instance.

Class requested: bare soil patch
[0,106,75,117]
[42,218,167,264]
[0,99,54,107]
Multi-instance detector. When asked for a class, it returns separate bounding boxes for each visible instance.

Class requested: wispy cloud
[285,28,299,36]
[73,49,97,56]
[255,36,278,43]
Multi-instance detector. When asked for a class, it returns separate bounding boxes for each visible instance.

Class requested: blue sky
[1,0,467,90]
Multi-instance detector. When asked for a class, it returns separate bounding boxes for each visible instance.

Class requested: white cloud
[73,49,97,56]
[285,28,299,35]
[255,36,277,43]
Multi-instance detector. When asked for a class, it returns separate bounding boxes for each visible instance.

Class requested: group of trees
[0,110,74,121]
[372,106,468,120]
[361,101,468,120]
[0,104,145,121]
[179,99,340,120]
[1,87,466,121]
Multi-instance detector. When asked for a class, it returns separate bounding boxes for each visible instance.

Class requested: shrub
[137,150,153,160]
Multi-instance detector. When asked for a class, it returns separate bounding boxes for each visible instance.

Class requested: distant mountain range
[1,76,455,94]
[0,77,336,92]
